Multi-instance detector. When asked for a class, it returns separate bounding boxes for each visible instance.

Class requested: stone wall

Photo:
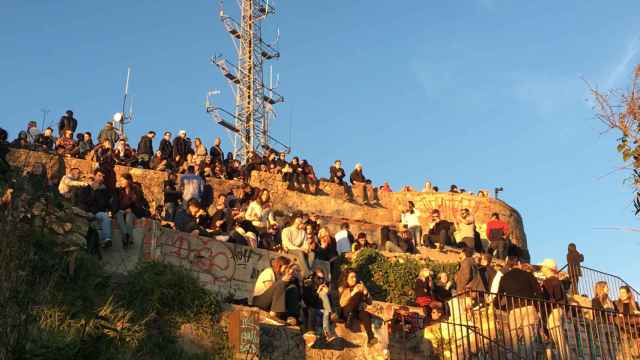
[7,149,527,251]
[137,219,329,300]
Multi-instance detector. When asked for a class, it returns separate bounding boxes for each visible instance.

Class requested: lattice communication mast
[206,0,289,162]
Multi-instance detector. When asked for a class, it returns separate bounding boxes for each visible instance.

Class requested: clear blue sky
[2,1,639,287]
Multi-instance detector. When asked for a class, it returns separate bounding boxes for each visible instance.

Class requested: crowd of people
[3,112,499,199]
[3,112,636,354]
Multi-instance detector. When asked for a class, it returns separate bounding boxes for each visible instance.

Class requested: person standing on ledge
[566,243,584,296]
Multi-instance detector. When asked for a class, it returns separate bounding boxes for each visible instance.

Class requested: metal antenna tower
[206,0,289,162]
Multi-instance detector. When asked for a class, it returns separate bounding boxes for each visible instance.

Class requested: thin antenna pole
[40,108,50,132]
[121,66,131,138]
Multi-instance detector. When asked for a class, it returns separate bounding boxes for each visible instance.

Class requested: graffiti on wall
[142,224,328,300]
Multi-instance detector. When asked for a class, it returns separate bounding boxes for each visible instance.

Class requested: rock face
[7,149,528,252]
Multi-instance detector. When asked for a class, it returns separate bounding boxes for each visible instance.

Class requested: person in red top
[486,212,510,260]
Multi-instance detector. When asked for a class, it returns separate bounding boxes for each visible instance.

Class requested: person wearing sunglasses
[302,267,337,342]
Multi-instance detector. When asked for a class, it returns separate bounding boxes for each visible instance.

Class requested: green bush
[346,248,459,305]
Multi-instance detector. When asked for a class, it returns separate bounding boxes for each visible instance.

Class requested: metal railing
[426,290,640,359]
[559,264,640,300]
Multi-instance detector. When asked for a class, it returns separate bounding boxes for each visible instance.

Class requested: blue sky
[2,1,639,287]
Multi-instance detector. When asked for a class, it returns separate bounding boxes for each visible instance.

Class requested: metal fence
[559,264,640,301]
[426,290,640,359]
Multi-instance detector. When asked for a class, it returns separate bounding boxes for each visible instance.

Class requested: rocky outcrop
[6,149,528,251]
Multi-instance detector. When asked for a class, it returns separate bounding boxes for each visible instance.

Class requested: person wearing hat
[98,121,119,147]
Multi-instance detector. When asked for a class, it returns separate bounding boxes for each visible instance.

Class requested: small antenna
[40,108,50,132]
[120,66,132,138]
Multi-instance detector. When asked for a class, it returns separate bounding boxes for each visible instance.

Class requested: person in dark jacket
[172,130,191,167]
[427,209,454,251]
[496,259,542,300]
[302,267,336,341]
[81,169,113,247]
[11,131,30,148]
[73,132,94,159]
[209,136,224,164]
[174,198,210,235]
[329,160,346,184]
[159,131,173,160]
[57,110,78,137]
[454,246,485,294]
[163,172,181,221]
[566,243,584,295]
[112,173,147,248]
[34,127,55,151]
[94,139,117,192]
[136,131,156,168]
[349,163,368,185]
[97,121,119,146]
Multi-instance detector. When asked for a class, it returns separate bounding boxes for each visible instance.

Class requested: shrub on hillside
[345,248,459,305]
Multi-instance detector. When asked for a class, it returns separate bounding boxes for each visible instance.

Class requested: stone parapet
[6,149,528,252]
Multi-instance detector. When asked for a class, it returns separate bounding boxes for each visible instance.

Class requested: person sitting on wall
[79,169,114,248]
[349,163,368,185]
[329,160,346,184]
[58,167,89,200]
[449,184,460,193]
[149,150,168,171]
[338,268,377,346]
[302,267,337,342]
[335,222,355,255]
[301,159,318,194]
[180,165,204,204]
[55,129,76,156]
[244,189,277,236]
[113,138,137,166]
[379,182,393,193]
[174,198,211,236]
[34,127,55,152]
[314,227,338,263]
[384,225,415,254]
[93,138,117,192]
[427,209,455,251]
[486,212,510,260]
[73,132,94,159]
[112,173,148,249]
[136,131,156,169]
[433,272,454,303]
[281,212,314,276]
[252,256,301,326]
[455,208,476,250]
[415,268,435,309]
[352,232,377,253]
[209,193,230,235]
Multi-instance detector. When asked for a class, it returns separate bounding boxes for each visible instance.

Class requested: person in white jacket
[401,201,422,247]
[58,167,88,199]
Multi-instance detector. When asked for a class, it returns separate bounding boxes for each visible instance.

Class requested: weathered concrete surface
[7,149,528,251]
